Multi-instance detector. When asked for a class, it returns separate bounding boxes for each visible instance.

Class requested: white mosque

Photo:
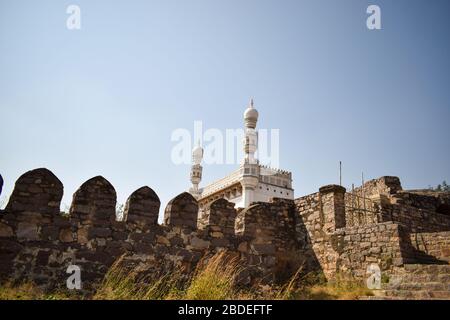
[188,99,294,209]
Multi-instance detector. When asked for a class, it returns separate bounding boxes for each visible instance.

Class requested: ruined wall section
[408,231,450,264]
[294,177,450,280]
[352,176,402,199]
[294,190,407,279]
[393,190,450,214]
[379,194,450,233]
[346,176,450,232]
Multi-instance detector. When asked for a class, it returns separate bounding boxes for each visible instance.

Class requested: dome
[192,142,203,165]
[244,98,258,128]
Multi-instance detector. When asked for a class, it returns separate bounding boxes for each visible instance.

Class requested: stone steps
[386,273,450,284]
[361,295,449,300]
[384,282,449,291]
[402,264,450,273]
[361,264,450,300]
[372,290,450,300]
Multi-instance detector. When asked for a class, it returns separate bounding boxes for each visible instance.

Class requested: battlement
[0,169,449,294]
[259,165,292,177]
[0,168,301,292]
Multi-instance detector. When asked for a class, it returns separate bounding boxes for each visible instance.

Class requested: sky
[1,0,449,220]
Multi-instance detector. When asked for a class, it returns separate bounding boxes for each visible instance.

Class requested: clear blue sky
[1,0,449,218]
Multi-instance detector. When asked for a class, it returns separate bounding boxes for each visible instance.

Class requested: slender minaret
[189,141,203,199]
[243,98,259,165]
[241,98,260,207]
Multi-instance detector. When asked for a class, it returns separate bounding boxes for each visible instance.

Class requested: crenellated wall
[0,168,305,293]
[123,186,160,232]
[1,170,449,293]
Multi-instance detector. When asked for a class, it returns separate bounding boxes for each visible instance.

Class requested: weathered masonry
[1,169,449,298]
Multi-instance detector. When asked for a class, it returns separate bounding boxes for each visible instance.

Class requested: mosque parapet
[200,168,242,198]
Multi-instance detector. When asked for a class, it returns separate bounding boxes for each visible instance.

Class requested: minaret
[189,141,203,199]
[241,98,260,207]
[243,98,259,165]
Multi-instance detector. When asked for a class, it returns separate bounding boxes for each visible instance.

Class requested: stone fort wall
[0,168,449,294]
[293,176,450,279]
[0,168,307,293]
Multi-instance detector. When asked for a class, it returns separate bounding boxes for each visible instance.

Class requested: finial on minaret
[243,98,259,129]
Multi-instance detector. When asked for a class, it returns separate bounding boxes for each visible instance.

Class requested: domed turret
[192,141,203,165]
[244,98,259,129]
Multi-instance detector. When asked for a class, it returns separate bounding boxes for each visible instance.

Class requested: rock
[211,237,229,247]
[238,242,248,253]
[210,231,224,238]
[0,223,13,237]
[16,222,39,241]
[190,236,210,250]
[157,235,170,246]
[88,227,111,238]
[59,228,74,242]
[77,227,89,244]
[251,243,276,255]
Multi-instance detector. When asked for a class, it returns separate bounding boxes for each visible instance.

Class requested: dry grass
[0,254,373,300]
[184,251,243,300]
[0,282,73,300]
[303,282,373,300]
[93,256,185,300]
[289,272,374,300]
[247,270,373,300]
[92,251,244,300]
